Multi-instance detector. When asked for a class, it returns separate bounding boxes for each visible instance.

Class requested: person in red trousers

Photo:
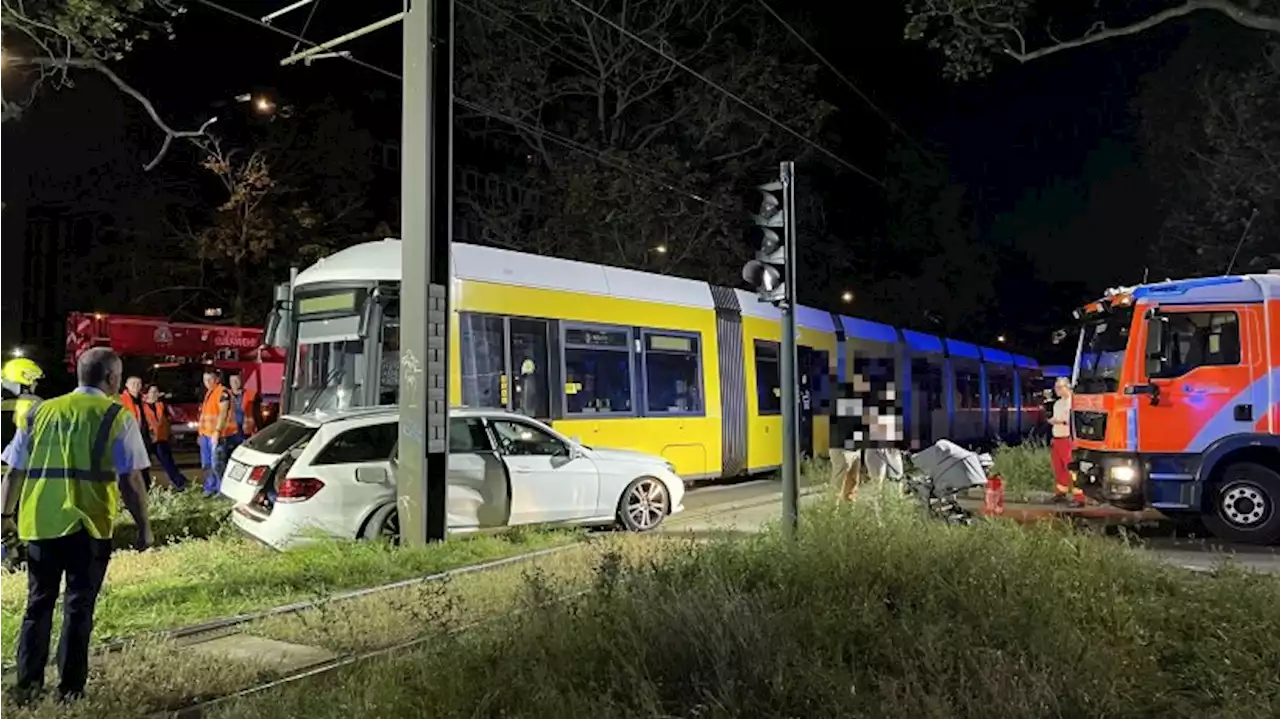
[1049,376,1085,507]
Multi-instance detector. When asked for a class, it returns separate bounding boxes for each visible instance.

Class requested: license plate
[226,461,247,482]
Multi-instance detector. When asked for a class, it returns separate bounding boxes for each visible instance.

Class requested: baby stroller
[905,439,993,525]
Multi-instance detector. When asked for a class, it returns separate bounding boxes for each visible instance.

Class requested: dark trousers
[16,529,112,698]
[151,441,188,490]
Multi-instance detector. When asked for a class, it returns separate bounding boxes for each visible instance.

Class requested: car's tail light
[246,465,269,486]
[275,477,324,502]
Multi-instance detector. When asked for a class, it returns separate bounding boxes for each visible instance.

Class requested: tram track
[0,541,585,676]
[153,587,592,718]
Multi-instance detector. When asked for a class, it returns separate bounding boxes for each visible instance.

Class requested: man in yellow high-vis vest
[0,348,153,705]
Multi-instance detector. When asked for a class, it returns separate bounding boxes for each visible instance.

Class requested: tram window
[460,313,506,409]
[754,340,781,415]
[643,332,702,414]
[955,371,980,409]
[915,362,943,411]
[379,299,400,405]
[509,318,550,418]
[563,325,634,415]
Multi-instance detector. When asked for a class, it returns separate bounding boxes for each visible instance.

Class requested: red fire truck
[66,312,286,449]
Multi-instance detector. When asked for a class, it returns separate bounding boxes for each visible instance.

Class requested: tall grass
[991,439,1056,500]
[206,488,1280,719]
[0,527,577,663]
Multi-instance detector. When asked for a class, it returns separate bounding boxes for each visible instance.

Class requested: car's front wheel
[617,476,670,532]
[360,503,401,545]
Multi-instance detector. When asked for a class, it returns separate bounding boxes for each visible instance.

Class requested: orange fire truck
[1069,273,1280,544]
[66,312,286,449]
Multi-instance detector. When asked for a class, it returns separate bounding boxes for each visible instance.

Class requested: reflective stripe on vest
[18,393,126,541]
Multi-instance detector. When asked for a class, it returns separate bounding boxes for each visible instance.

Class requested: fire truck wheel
[1202,461,1280,546]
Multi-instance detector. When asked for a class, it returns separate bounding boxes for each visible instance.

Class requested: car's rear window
[244,419,317,454]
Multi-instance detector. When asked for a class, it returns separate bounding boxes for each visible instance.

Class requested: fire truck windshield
[1075,306,1135,394]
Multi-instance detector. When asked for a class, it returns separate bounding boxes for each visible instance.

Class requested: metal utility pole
[778,161,799,537]
[742,160,800,537]
[398,0,453,545]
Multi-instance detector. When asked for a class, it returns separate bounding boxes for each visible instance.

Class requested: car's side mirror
[355,466,389,484]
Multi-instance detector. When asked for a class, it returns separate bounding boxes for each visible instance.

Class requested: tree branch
[7,55,216,170]
[1005,1,1280,64]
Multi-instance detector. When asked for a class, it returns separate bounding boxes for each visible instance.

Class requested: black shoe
[12,683,44,707]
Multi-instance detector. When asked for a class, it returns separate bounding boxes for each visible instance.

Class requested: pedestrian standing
[143,385,188,491]
[0,348,153,705]
[118,375,153,491]
[1050,377,1085,507]
[197,370,233,497]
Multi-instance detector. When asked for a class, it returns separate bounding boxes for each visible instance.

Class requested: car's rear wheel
[1202,461,1280,546]
[361,503,401,545]
[617,476,669,532]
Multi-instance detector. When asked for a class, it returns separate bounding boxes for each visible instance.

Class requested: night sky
[1,0,1216,364]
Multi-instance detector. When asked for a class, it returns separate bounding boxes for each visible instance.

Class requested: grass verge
[198,488,1279,719]
[1,534,669,718]
[0,525,577,664]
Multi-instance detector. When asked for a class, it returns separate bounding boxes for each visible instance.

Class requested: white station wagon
[221,406,686,549]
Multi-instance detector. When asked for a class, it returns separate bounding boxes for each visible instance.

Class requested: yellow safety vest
[17,392,128,541]
[12,394,41,430]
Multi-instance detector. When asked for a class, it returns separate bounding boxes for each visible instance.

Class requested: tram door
[796,346,828,458]
[506,319,551,420]
[459,313,552,420]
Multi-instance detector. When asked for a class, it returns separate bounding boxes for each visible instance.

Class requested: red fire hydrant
[983,474,1005,516]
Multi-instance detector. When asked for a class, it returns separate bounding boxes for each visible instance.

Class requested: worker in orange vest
[118,376,153,491]
[197,369,234,497]
[226,374,261,450]
[142,385,188,491]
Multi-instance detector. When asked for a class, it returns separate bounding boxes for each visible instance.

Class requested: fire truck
[66,312,286,450]
[1068,273,1280,544]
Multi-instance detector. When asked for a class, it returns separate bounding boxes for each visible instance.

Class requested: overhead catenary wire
[754,0,939,167]
[191,0,401,80]
[454,96,720,208]
[563,0,884,187]
[193,0,725,211]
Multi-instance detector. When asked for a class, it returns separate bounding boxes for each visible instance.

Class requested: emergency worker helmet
[1,358,44,388]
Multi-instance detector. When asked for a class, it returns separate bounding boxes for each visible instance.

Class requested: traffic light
[742,178,788,306]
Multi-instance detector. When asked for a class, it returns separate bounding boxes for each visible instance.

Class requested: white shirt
[1,387,152,474]
[1052,396,1072,439]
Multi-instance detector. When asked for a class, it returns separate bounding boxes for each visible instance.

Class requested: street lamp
[840,290,853,303]
[997,334,1007,343]
[653,244,667,254]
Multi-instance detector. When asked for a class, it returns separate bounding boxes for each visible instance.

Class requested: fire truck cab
[1070,273,1280,544]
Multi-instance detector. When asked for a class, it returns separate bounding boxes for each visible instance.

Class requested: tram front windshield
[291,313,365,413]
[287,297,400,414]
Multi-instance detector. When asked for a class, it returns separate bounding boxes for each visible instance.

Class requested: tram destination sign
[565,328,629,348]
[296,290,360,317]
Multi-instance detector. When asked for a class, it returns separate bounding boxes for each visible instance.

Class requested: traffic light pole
[779,161,799,537]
